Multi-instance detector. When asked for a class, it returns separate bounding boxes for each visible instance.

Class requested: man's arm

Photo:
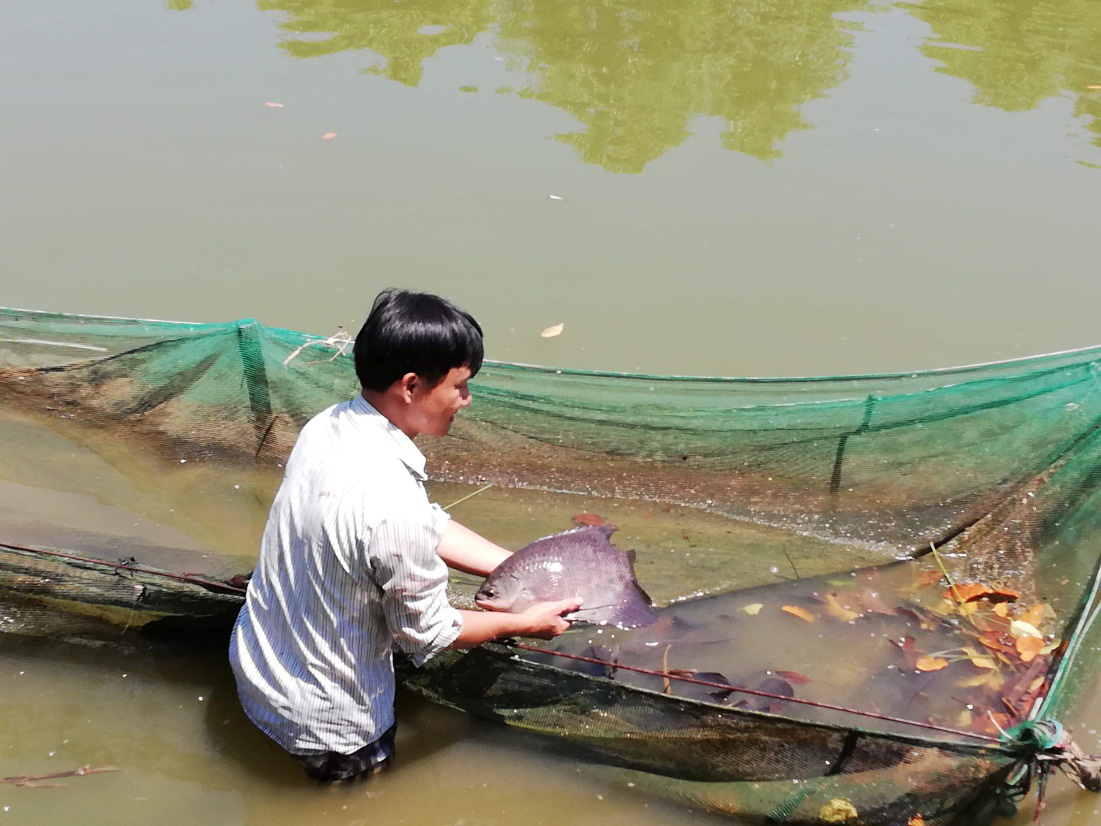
[448,598,581,649]
[436,519,511,577]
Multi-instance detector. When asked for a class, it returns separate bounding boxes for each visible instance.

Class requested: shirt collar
[350,394,429,481]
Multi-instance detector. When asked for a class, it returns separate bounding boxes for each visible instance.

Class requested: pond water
[2,0,1101,823]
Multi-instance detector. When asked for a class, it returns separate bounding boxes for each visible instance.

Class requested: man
[229,289,579,782]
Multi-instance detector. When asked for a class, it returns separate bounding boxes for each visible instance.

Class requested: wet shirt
[229,395,462,755]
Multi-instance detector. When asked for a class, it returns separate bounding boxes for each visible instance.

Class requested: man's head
[354,289,484,438]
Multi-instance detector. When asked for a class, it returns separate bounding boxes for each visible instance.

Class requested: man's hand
[516,598,583,639]
[451,597,582,648]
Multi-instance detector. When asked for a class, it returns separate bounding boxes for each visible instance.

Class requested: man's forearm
[437,519,511,576]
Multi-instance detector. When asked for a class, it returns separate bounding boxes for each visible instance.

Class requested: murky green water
[2,0,1101,822]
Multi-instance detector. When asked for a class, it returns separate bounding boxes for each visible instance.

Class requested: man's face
[409,366,473,438]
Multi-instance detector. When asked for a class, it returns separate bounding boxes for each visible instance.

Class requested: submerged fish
[475,525,658,630]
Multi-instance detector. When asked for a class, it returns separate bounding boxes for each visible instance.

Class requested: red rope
[508,641,1002,745]
[0,541,246,595]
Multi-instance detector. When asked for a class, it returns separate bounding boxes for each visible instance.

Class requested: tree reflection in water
[254,0,1101,170]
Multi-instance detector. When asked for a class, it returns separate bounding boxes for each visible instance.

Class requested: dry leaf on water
[915,656,949,672]
[1019,604,1045,628]
[742,603,763,616]
[1016,635,1045,662]
[781,605,816,623]
[322,132,337,140]
[541,323,564,338]
[571,513,606,527]
[993,603,1009,618]
[947,582,1020,604]
[824,593,860,622]
[1010,620,1042,639]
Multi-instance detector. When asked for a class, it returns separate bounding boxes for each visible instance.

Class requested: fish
[475,524,658,630]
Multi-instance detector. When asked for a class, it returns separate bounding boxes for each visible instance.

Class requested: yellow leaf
[540,323,564,338]
[993,603,1009,617]
[322,132,337,140]
[1016,636,1045,662]
[969,656,997,669]
[781,605,816,623]
[824,593,860,622]
[915,656,949,672]
[819,799,858,822]
[1089,85,1101,90]
[742,603,763,616]
[1020,604,1045,628]
[1010,620,1042,639]
[956,708,973,728]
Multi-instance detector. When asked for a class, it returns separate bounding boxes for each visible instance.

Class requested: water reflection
[904,0,1101,149]
[258,0,495,86]
[258,0,867,170]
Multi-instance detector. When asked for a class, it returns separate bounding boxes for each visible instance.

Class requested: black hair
[353,289,484,391]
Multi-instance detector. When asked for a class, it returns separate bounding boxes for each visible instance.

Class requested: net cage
[1,307,1100,824]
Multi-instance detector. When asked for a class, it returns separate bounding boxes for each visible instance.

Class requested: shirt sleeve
[369,507,463,667]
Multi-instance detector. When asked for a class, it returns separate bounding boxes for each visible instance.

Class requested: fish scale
[475,525,658,630]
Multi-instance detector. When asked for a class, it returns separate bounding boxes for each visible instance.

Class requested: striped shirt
[229,395,463,755]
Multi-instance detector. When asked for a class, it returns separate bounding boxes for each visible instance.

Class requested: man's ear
[396,372,418,403]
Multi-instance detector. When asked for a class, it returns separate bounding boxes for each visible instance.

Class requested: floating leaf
[781,605,816,623]
[1010,620,1043,639]
[1019,604,1045,628]
[263,102,284,108]
[915,656,949,672]
[741,603,763,616]
[968,655,997,669]
[987,587,1021,603]
[1016,635,1045,662]
[824,593,860,622]
[819,799,858,822]
[775,670,812,685]
[993,603,1009,618]
[540,323,564,338]
[948,582,993,602]
[571,513,606,527]
[322,132,337,140]
[979,632,1017,655]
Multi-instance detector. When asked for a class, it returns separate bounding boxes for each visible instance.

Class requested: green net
[1,307,1099,824]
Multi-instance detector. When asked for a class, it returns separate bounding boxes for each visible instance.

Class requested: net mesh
[1,307,1099,824]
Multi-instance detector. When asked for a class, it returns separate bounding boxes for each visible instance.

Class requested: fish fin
[624,549,636,563]
[605,595,659,630]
